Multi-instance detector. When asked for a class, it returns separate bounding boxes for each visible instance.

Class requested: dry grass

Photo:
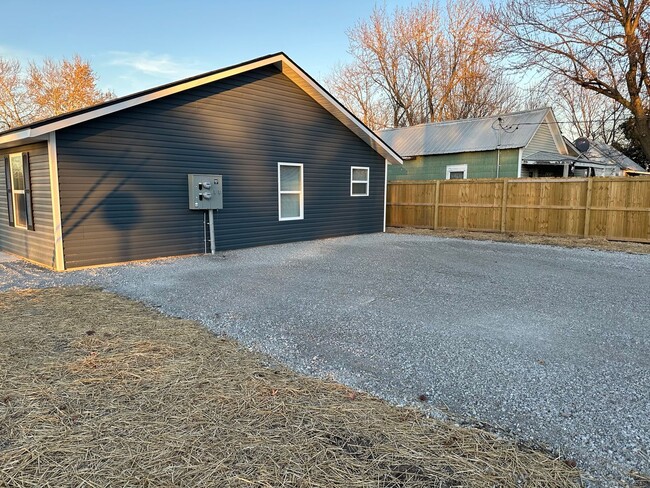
[0,287,582,487]
[388,227,650,254]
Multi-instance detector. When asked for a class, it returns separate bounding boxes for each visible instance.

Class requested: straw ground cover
[388,227,650,254]
[0,287,581,487]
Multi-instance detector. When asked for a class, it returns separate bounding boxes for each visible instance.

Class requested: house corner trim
[48,132,65,271]
[383,160,388,232]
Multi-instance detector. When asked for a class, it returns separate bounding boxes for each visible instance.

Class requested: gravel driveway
[1,233,648,486]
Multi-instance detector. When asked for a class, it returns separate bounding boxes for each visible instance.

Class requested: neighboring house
[564,137,649,176]
[380,108,578,181]
[0,53,401,270]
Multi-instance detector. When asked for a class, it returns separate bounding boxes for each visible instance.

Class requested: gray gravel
[1,233,649,487]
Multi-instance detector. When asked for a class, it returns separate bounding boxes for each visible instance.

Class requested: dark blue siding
[56,66,386,268]
[0,141,56,267]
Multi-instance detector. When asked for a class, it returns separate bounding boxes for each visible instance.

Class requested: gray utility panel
[188,174,223,210]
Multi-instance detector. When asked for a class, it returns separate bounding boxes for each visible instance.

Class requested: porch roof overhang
[522,151,579,165]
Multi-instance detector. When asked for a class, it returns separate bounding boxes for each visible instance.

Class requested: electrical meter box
[188,174,223,210]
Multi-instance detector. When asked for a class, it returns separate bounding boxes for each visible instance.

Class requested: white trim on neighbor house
[545,111,569,155]
[277,162,304,221]
[0,54,403,165]
[350,166,369,196]
[524,108,568,158]
[47,132,65,271]
[383,160,388,232]
[446,164,468,179]
[517,148,523,178]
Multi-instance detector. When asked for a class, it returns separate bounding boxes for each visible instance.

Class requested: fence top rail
[388,176,650,185]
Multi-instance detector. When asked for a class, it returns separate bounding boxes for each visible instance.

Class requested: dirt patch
[0,287,581,487]
[388,227,650,254]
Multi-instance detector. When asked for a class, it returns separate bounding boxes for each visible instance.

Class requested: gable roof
[582,140,646,172]
[377,108,563,158]
[0,53,402,164]
[564,136,647,173]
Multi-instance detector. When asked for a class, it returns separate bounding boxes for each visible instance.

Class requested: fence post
[433,180,440,230]
[584,178,593,237]
[500,179,508,233]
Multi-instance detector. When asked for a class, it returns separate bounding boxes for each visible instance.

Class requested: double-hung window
[350,166,369,196]
[278,162,303,221]
[4,152,34,230]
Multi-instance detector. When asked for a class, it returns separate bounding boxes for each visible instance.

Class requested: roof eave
[398,144,526,158]
[0,53,402,165]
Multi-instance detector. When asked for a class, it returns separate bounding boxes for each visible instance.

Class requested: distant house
[0,53,401,270]
[564,138,649,177]
[380,108,582,181]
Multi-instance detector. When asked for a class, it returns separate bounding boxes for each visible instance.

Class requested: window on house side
[351,166,369,196]
[6,153,29,229]
[446,164,468,180]
[278,162,303,221]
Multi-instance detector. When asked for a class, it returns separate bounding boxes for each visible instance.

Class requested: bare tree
[27,55,114,121]
[326,63,391,130]
[447,65,520,119]
[0,55,114,130]
[551,79,627,143]
[491,0,650,160]
[0,58,33,130]
[347,5,421,127]
[328,0,517,129]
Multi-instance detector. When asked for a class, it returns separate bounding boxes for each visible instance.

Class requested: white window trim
[350,166,370,197]
[278,162,304,221]
[9,152,26,229]
[446,164,468,180]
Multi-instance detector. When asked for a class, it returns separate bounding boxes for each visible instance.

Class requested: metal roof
[523,150,614,169]
[582,140,646,172]
[522,151,579,164]
[377,108,551,157]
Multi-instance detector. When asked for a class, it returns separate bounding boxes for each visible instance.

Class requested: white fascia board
[0,55,286,146]
[279,59,403,165]
[0,128,34,146]
[546,109,569,154]
[0,53,403,166]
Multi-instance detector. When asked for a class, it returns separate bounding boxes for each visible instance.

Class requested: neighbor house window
[4,152,34,230]
[350,166,369,196]
[278,162,303,221]
[446,164,467,180]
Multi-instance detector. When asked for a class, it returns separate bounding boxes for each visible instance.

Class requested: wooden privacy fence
[386,177,650,243]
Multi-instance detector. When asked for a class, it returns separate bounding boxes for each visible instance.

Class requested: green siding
[523,122,558,157]
[388,149,519,180]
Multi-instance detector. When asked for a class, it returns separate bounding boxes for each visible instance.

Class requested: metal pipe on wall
[203,211,207,254]
[208,209,216,255]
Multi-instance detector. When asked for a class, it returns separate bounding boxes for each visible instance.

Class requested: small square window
[446,164,467,180]
[350,166,369,196]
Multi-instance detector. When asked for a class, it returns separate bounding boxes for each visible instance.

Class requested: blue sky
[2,0,414,96]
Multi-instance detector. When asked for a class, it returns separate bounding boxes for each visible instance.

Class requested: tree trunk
[630,105,650,163]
